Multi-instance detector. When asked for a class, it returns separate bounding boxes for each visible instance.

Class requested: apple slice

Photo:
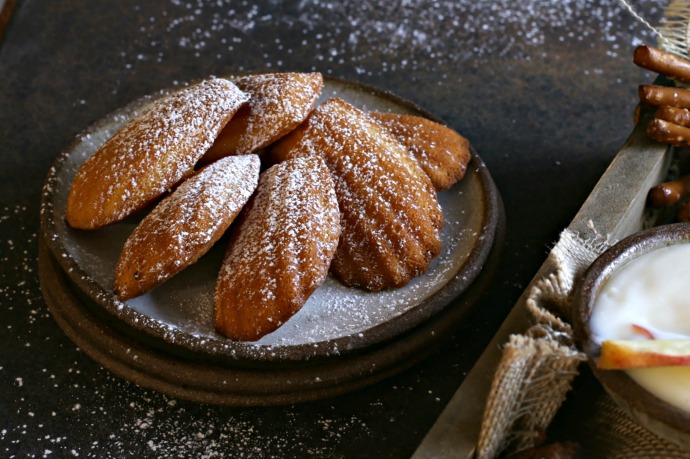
[631,324,655,339]
[598,340,690,369]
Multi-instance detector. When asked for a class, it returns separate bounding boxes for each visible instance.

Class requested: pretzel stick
[634,45,690,85]
[655,105,690,127]
[639,84,690,108]
[647,118,690,147]
[648,173,690,206]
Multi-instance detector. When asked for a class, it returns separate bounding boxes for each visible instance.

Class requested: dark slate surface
[0,0,664,457]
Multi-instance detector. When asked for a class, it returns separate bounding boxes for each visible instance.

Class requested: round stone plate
[573,223,690,449]
[40,76,501,379]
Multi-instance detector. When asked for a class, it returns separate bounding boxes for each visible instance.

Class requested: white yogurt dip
[590,243,690,412]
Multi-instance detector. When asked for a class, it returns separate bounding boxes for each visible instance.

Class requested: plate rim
[40,75,501,362]
[38,212,505,404]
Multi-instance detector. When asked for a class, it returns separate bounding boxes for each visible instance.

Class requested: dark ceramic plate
[40,75,501,363]
[574,222,690,449]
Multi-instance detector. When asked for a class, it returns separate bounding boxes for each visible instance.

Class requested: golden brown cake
[66,77,248,229]
[369,111,471,191]
[270,98,444,291]
[200,72,323,164]
[214,155,340,341]
[114,154,260,300]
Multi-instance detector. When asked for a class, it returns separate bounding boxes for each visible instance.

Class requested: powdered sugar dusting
[370,112,471,191]
[280,98,443,290]
[115,154,260,299]
[215,155,340,340]
[247,181,482,347]
[232,72,322,153]
[66,78,249,229]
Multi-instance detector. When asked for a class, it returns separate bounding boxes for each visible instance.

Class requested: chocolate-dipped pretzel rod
[634,45,690,85]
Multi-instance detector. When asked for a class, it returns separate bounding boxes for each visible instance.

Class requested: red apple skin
[631,324,655,339]
[598,340,690,370]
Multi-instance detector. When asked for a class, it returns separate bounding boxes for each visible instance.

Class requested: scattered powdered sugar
[115,0,665,78]
[1,338,371,458]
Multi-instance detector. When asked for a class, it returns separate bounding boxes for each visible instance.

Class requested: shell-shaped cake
[66,77,248,229]
[271,98,444,291]
[369,111,471,191]
[201,72,323,164]
[114,154,260,300]
[214,155,340,341]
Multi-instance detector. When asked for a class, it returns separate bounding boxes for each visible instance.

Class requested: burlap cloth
[475,229,690,458]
